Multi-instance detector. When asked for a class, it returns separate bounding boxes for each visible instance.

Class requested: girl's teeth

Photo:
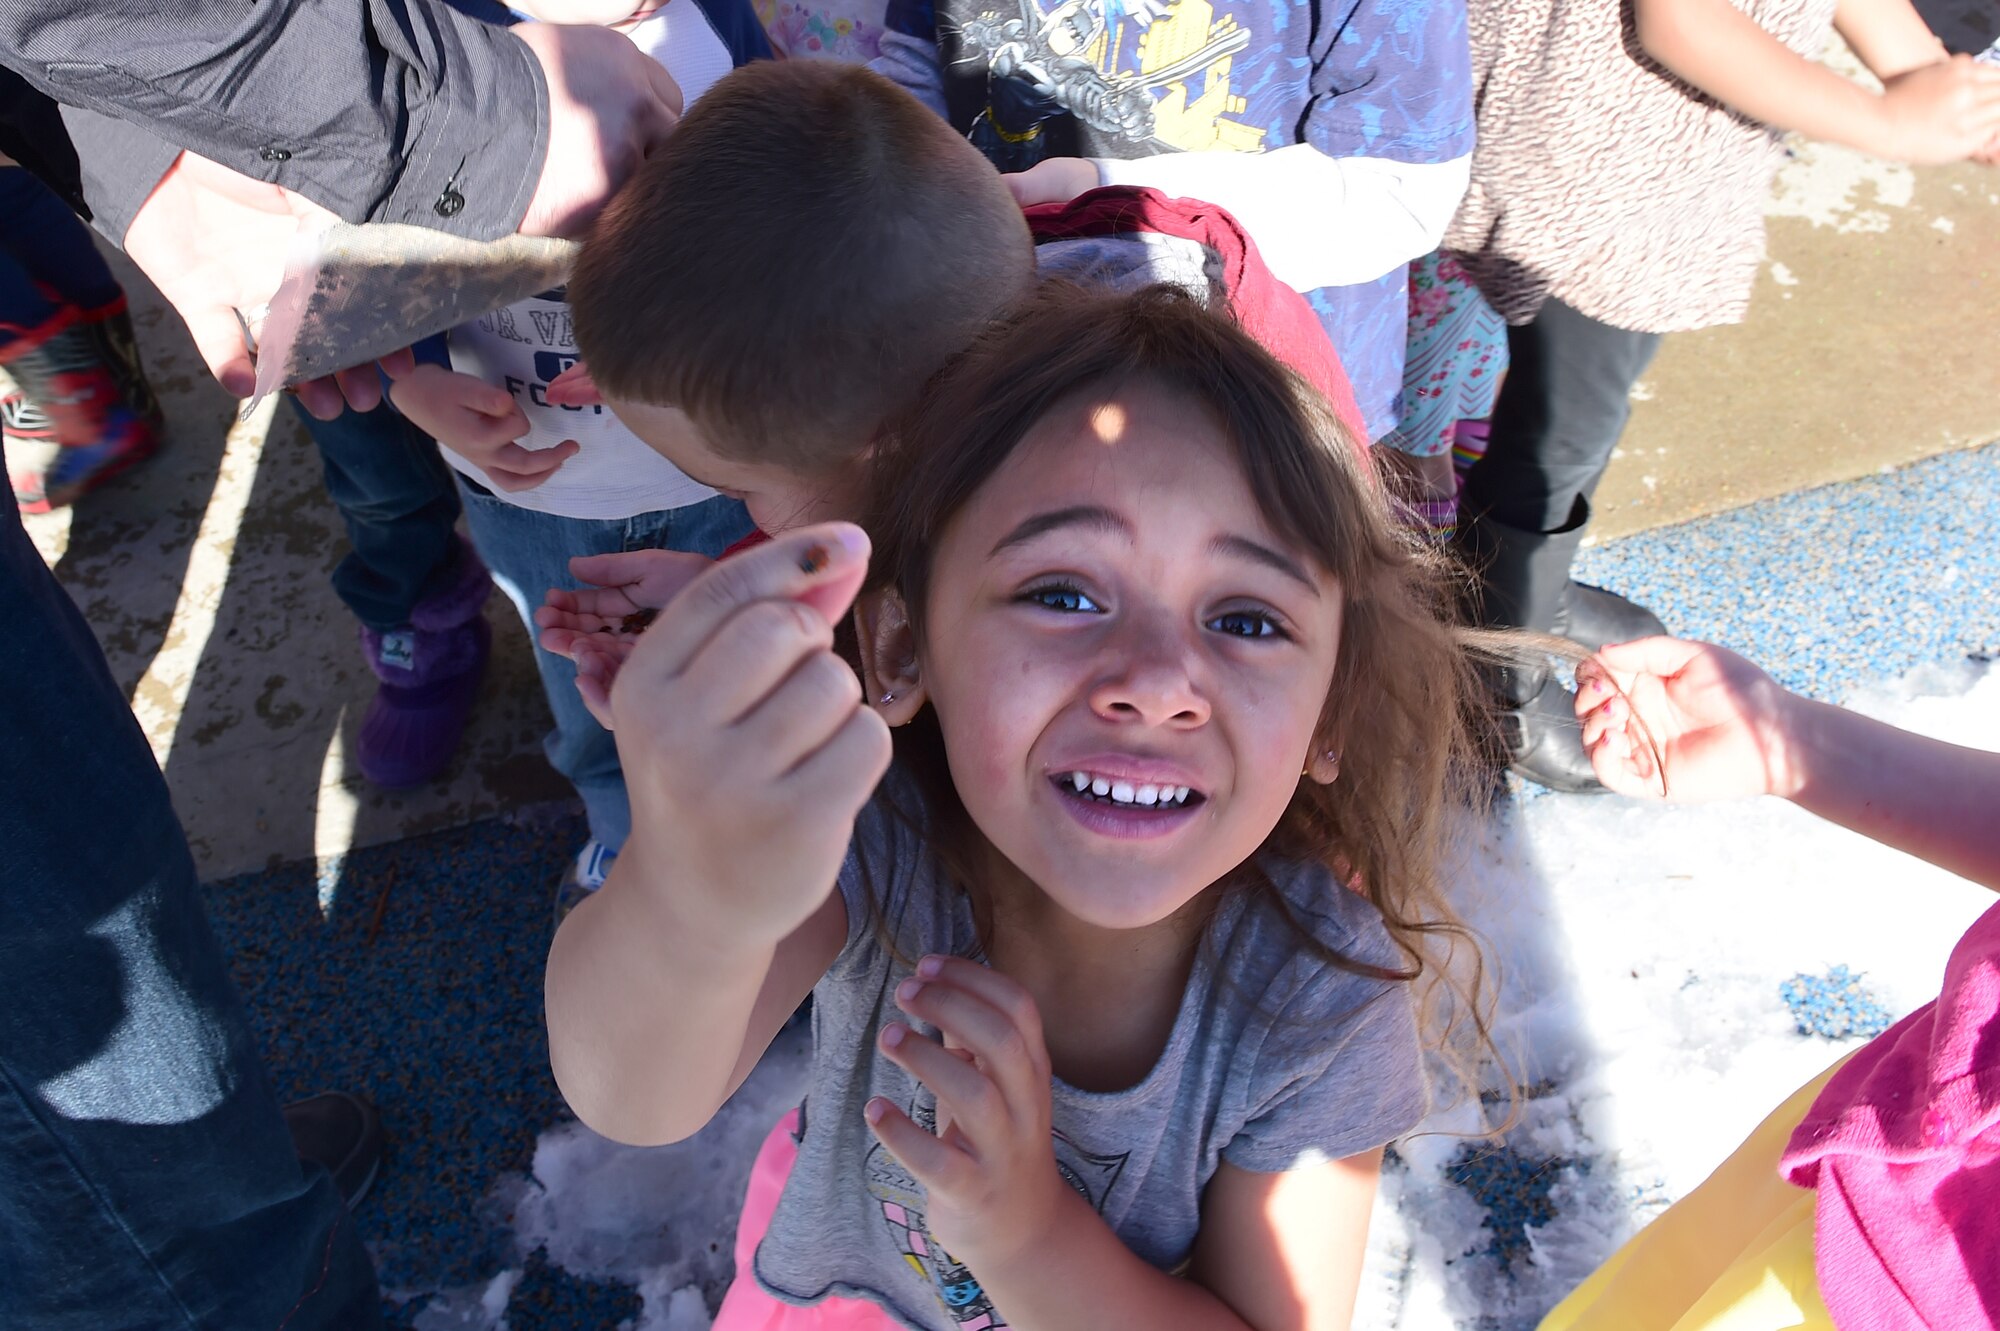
[1061,772,1196,806]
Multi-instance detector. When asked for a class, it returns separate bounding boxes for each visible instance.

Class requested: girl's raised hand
[1575,636,1803,802]
[867,955,1065,1271]
[607,524,890,947]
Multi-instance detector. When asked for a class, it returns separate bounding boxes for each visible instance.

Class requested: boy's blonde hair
[569,60,1036,472]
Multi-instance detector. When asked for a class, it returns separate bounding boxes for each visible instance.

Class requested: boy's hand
[537,548,717,725]
[387,363,577,491]
[608,524,889,947]
[1575,637,1804,801]
[541,541,862,729]
[867,955,1066,1271]
[544,360,603,408]
[1869,54,2000,163]
[1003,157,1102,210]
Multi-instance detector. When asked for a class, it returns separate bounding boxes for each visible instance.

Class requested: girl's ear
[854,588,927,726]
[1305,741,1342,786]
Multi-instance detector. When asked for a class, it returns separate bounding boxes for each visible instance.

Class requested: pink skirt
[713,1110,906,1331]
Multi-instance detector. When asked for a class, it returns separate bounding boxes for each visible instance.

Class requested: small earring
[879,691,896,705]
[1323,750,1341,780]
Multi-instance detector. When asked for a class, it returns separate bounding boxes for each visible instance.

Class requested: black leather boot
[1457,503,1609,794]
[1558,580,1666,653]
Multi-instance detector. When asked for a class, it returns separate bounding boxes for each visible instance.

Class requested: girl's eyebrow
[989,505,1129,555]
[990,505,1318,595]
[1209,534,1319,595]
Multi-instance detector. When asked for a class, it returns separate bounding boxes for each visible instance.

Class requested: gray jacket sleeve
[4,0,548,243]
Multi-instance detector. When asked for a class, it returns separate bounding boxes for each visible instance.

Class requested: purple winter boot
[355,538,493,788]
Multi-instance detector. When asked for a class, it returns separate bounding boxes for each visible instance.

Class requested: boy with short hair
[567,58,1037,535]
[384,0,778,912]
[565,59,1357,533]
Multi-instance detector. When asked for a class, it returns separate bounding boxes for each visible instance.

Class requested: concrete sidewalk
[20,65,2000,882]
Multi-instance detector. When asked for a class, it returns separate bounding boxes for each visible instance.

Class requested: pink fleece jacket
[1781,898,2000,1330]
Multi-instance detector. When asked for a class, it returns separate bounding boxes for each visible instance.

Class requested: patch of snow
[1363,657,1998,1327]
[409,1270,522,1331]
[1769,261,1799,286]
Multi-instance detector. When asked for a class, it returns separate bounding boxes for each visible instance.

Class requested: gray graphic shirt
[753,789,1428,1329]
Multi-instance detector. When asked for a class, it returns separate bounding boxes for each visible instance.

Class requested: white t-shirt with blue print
[440,0,771,519]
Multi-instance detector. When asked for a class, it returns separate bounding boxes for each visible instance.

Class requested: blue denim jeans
[456,477,754,851]
[0,457,380,1329]
[0,167,120,345]
[297,397,465,632]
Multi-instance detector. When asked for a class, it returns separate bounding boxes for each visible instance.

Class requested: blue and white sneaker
[554,841,618,927]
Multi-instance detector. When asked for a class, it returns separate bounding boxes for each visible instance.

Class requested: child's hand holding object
[603,523,890,949]
[538,539,865,728]
[387,362,578,492]
[536,548,717,724]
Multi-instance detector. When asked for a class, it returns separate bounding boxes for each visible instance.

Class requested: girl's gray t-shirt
[754,792,1428,1329]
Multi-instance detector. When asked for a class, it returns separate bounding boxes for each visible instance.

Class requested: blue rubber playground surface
[204,440,2000,1330]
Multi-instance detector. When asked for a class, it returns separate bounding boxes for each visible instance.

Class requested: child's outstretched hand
[540,540,862,730]
[606,524,890,947]
[537,548,715,721]
[868,955,1065,1271]
[386,362,579,491]
[1575,636,1803,801]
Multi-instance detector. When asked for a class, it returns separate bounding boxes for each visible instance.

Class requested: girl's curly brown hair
[859,279,1511,1113]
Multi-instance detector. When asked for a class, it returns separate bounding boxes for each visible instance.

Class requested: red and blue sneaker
[5,299,163,513]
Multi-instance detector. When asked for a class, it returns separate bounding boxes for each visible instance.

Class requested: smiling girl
[545,283,1494,1331]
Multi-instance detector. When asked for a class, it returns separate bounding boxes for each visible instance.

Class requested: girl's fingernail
[831,522,869,558]
[917,955,944,978]
[896,979,923,1004]
[864,1097,887,1124]
[881,1024,906,1049]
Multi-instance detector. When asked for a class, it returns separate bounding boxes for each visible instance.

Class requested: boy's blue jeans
[295,397,466,632]
[0,466,380,1328]
[456,477,754,851]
